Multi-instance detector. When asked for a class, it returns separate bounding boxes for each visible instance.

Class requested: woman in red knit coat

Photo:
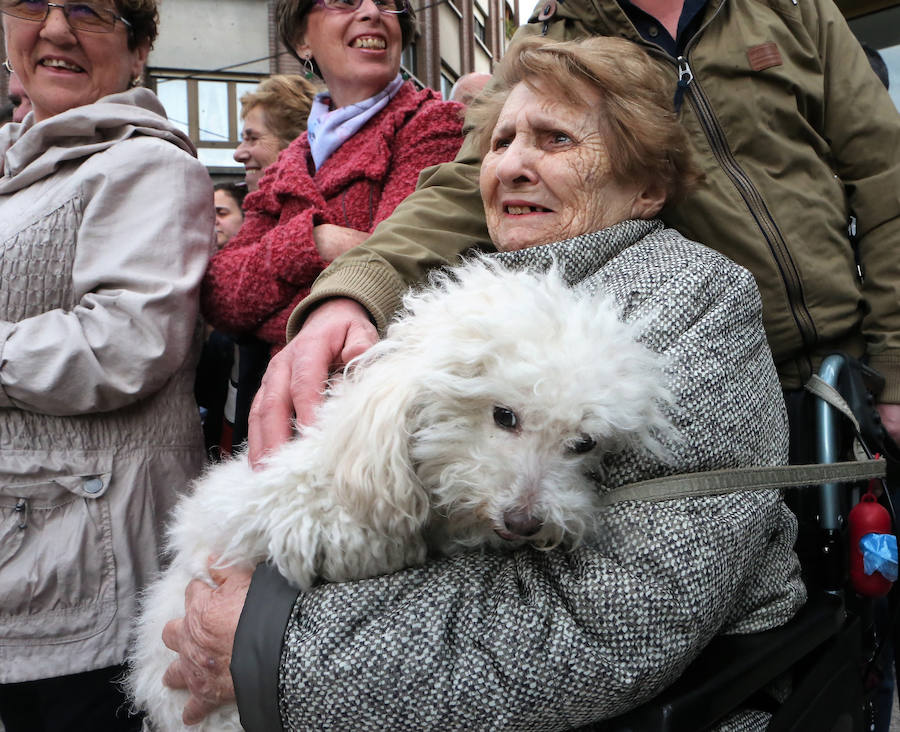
[201,0,464,351]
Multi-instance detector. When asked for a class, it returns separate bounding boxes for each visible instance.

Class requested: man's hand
[877,403,900,446]
[247,297,378,467]
[312,224,369,262]
[162,562,252,726]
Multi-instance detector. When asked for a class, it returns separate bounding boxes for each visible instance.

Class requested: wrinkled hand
[162,561,252,726]
[312,224,369,262]
[247,297,378,467]
[877,403,900,447]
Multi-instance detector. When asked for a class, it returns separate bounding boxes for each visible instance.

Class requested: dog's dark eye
[493,406,519,431]
[568,434,596,454]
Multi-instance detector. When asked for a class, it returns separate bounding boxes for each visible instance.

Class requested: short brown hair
[240,74,318,147]
[275,0,418,67]
[114,0,159,50]
[468,36,702,205]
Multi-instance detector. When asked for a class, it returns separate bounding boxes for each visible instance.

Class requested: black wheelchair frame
[597,354,898,732]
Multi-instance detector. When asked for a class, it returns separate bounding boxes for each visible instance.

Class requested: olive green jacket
[289,0,900,397]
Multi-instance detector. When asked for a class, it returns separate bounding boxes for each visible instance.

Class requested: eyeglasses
[313,0,408,15]
[0,1,133,33]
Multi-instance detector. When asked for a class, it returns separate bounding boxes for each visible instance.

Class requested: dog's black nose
[503,509,542,538]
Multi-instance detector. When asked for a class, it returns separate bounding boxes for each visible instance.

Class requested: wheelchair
[595,353,899,732]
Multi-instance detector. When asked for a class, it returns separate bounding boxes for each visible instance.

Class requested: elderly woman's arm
[164,489,802,730]
[0,137,212,415]
[222,490,802,731]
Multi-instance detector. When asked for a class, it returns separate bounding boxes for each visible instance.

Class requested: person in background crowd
[448,70,491,105]
[214,181,247,249]
[0,0,212,730]
[200,0,464,353]
[234,74,316,192]
[160,36,805,731]
[7,68,30,122]
[204,75,315,454]
[195,181,249,456]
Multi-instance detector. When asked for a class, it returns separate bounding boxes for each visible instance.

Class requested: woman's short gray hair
[467,36,702,205]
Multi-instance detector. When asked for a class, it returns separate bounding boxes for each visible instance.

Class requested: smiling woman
[200,0,464,351]
[233,74,316,192]
[1,0,156,120]
[0,1,212,730]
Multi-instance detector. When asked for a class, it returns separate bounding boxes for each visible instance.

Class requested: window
[441,72,455,101]
[149,72,265,170]
[475,17,486,44]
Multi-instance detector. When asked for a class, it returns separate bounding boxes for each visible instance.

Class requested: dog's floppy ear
[312,342,431,539]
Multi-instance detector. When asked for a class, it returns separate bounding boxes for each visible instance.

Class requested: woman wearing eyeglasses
[0,1,211,730]
[199,0,464,356]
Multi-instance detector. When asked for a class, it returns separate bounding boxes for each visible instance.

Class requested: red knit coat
[201,83,464,348]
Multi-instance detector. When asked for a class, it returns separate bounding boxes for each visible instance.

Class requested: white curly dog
[127,259,672,731]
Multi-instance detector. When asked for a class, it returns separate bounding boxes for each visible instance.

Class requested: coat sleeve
[232,563,299,732]
[252,492,798,731]
[810,0,900,399]
[201,152,328,339]
[0,137,213,415]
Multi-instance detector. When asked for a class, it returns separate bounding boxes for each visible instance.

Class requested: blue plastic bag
[860,532,899,581]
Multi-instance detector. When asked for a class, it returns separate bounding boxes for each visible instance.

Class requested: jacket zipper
[674,53,817,365]
[637,0,817,375]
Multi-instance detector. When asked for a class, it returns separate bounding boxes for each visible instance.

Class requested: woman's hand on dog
[248,297,378,467]
[161,562,251,725]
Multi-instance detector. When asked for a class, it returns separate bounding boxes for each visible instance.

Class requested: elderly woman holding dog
[0,0,211,729]
[162,37,805,731]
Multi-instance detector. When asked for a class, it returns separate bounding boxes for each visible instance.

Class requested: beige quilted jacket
[0,88,212,682]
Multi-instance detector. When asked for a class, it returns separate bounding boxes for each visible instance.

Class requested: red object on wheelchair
[849,487,894,597]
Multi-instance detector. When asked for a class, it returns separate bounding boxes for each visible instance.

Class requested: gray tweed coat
[237,220,806,730]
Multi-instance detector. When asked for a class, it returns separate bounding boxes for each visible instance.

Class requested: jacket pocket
[0,450,117,646]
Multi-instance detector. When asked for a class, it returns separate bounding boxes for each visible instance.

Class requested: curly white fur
[127,259,673,731]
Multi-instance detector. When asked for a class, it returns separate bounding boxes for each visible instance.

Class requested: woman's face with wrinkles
[480,80,657,252]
